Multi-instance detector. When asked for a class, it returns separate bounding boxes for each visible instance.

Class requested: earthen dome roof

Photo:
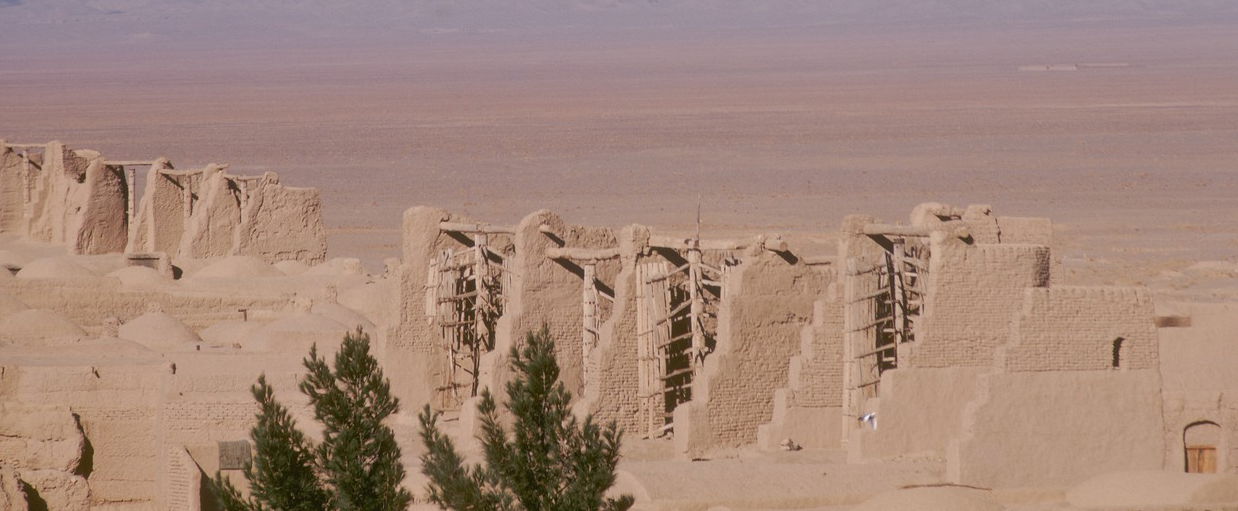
[118,311,202,350]
[191,255,283,280]
[16,257,98,280]
[853,487,1004,511]
[0,309,87,345]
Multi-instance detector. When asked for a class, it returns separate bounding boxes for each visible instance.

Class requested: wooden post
[125,167,137,228]
[687,239,705,373]
[582,263,598,387]
[181,175,193,225]
[473,233,490,344]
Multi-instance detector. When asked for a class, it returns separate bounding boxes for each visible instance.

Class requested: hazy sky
[5,0,1238,53]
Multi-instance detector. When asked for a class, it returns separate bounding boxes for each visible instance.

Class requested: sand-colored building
[0,141,1236,509]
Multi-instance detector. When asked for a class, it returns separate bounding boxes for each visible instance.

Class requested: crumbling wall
[757,274,847,450]
[578,225,648,432]
[179,167,241,260]
[0,144,29,233]
[910,237,1051,368]
[0,402,91,510]
[492,210,618,397]
[231,173,327,264]
[26,142,101,249]
[0,361,168,507]
[126,162,183,254]
[72,162,129,255]
[674,250,829,457]
[389,206,510,410]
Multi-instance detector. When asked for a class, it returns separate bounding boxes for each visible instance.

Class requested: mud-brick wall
[0,278,288,331]
[232,176,327,265]
[911,240,1051,368]
[501,211,618,397]
[389,206,514,410]
[785,282,844,409]
[1003,286,1158,372]
[0,362,169,507]
[949,369,1164,488]
[580,225,647,433]
[1161,393,1238,474]
[678,252,829,455]
[0,146,28,232]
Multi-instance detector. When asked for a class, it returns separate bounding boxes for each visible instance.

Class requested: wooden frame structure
[428,221,512,408]
[635,233,748,437]
[843,224,930,412]
[545,246,619,388]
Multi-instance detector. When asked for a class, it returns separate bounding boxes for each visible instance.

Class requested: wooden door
[1186,445,1217,473]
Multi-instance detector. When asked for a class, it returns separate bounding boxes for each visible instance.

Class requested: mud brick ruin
[0,141,1235,509]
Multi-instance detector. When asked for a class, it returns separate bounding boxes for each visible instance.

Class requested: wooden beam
[439,221,515,235]
[545,247,620,261]
[862,224,932,238]
[4,143,45,149]
[649,235,748,251]
[104,160,158,167]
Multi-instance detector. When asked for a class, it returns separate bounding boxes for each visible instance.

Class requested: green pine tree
[302,329,412,511]
[210,328,410,511]
[419,327,635,511]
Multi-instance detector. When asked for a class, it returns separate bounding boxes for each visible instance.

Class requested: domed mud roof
[310,302,375,332]
[274,260,311,276]
[107,266,169,288]
[119,311,202,350]
[1067,471,1238,509]
[0,292,30,319]
[191,255,283,280]
[16,257,98,280]
[0,309,87,345]
[854,487,1003,511]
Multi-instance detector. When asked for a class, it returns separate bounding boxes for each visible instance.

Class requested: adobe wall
[126,161,182,254]
[948,286,1165,488]
[848,366,987,461]
[758,278,847,450]
[0,144,29,232]
[1001,287,1159,372]
[0,359,169,507]
[948,369,1164,488]
[578,225,649,433]
[1158,302,1238,474]
[0,402,90,509]
[73,161,129,255]
[179,167,240,260]
[389,206,509,410]
[25,142,119,254]
[231,173,327,265]
[0,277,287,332]
[489,210,619,398]
[909,237,1051,368]
[674,250,830,457]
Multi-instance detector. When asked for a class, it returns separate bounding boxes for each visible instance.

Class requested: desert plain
[3,6,1238,510]
[4,21,1237,297]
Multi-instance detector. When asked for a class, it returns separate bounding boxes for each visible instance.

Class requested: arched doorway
[1184,421,1222,473]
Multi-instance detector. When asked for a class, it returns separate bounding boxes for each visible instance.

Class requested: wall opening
[1112,337,1125,369]
[1184,421,1222,473]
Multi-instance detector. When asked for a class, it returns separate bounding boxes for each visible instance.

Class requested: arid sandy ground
[3,23,1236,297]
